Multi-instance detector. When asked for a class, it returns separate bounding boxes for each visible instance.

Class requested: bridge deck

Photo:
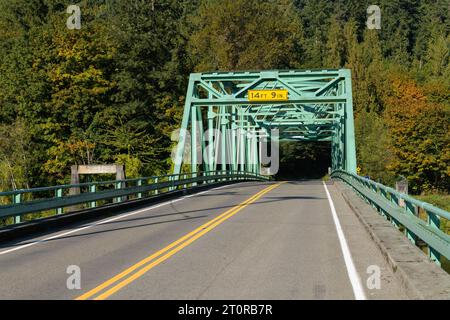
[0,181,407,299]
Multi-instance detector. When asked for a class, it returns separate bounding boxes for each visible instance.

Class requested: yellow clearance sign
[248,89,289,102]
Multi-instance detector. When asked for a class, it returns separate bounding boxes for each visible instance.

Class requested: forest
[0,0,448,200]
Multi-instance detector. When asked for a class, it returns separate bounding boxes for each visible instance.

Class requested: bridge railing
[332,170,450,267]
[0,171,269,228]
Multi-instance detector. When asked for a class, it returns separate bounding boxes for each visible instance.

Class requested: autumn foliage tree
[0,0,448,195]
[384,75,450,193]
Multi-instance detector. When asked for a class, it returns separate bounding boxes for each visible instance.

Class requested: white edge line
[0,183,240,256]
[322,180,367,300]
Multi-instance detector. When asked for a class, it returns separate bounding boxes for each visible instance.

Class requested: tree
[355,109,394,184]
[377,0,422,64]
[104,0,187,176]
[325,15,345,68]
[0,0,448,194]
[424,32,449,78]
[384,75,450,193]
[187,0,304,71]
[0,119,32,191]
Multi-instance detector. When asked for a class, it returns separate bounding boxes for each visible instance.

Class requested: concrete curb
[334,180,450,300]
[0,180,242,243]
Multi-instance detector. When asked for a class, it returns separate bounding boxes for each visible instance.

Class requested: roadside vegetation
[0,0,448,208]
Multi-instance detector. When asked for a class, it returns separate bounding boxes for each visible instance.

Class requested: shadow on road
[0,180,328,249]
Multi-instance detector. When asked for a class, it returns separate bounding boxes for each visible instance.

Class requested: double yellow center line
[76,182,284,300]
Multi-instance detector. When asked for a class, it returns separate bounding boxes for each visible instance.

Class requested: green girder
[173,69,357,175]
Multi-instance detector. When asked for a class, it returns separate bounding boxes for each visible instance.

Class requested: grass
[413,193,450,273]
[415,193,450,234]
[415,194,450,212]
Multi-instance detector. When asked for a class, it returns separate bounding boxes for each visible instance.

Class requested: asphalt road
[0,180,408,300]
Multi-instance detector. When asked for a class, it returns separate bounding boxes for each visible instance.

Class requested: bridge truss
[173,69,357,176]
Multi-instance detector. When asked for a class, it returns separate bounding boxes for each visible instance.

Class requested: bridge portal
[173,69,357,176]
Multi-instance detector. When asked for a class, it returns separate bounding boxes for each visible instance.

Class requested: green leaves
[0,119,32,191]
[0,0,186,184]
[187,0,304,71]
[0,0,448,194]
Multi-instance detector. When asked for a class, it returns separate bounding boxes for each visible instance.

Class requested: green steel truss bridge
[173,69,356,176]
[0,69,450,300]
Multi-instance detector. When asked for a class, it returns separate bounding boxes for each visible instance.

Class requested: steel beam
[174,69,357,177]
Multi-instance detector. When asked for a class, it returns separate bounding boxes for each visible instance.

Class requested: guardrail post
[405,200,417,244]
[168,176,174,191]
[183,174,187,189]
[370,184,381,214]
[379,188,388,218]
[427,210,441,266]
[137,179,143,199]
[13,193,21,224]
[55,188,63,215]
[334,170,450,270]
[192,173,198,187]
[89,184,97,208]
[389,193,401,229]
[154,177,159,195]
[115,181,123,203]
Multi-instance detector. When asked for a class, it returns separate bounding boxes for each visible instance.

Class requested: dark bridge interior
[275,142,331,180]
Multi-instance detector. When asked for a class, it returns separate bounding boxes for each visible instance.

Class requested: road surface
[0,180,407,300]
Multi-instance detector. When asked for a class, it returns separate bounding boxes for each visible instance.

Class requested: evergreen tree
[187,0,304,71]
[0,0,448,194]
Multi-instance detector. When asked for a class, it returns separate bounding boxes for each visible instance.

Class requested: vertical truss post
[342,69,357,174]
[173,75,195,176]
[333,81,345,172]
[339,117,345,171]
[331,133,337,171]
[253,131,258,173]
[246,124,251,173]
[257,133,261,175]
[207,106,215,173]
[197,107,206,173]
[191,105,198,184]
[220,106,227,172]
[231,105,237,172]
[238,109,246,175]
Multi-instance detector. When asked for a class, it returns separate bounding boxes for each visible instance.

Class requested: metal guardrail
[332,170,450,267]
[0,171,269,227]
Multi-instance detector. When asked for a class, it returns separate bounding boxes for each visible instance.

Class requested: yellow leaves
[66,140,96,157]
[388,74,426,101]
[44,138,96,177]
[382,71,450,192]
[31,59,42,70]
